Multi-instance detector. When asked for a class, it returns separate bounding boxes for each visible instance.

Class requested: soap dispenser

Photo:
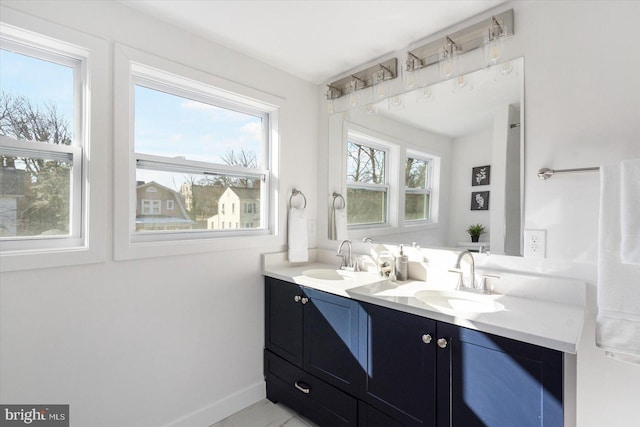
[395,245,409,281]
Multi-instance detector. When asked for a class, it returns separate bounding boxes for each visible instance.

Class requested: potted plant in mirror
[466,223,486,243]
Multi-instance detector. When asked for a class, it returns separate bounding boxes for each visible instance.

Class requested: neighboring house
[180,183,225,224]
[136,181,193,230]
[207,187,260,230]
[0,159,25,237]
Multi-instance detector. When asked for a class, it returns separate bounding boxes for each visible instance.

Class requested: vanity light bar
[326,58,398,100]
[406,9,514,72]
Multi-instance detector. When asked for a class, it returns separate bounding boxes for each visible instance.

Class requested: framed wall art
[472,165,491,186]
[471,191,490,210]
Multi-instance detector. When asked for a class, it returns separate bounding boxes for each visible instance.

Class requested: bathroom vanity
[263,251,584,427]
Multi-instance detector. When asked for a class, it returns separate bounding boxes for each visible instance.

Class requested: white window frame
[346,131,392,230]
[0,11,107,272]
[113,45,281,260]
[404,151,434,224]
[166,200,174,210]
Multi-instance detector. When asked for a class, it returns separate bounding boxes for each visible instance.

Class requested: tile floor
[209,399,318,427]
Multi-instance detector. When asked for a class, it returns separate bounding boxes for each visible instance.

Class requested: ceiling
[120,0,507,84]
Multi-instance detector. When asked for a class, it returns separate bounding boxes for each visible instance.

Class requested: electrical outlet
[524,229,546,258]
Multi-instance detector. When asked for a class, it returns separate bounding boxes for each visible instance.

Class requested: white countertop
[263,250,585,354]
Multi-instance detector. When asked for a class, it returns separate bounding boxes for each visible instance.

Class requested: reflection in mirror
[328,58,524,256]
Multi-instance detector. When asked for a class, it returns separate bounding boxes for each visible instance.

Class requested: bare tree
[1,92,72,235]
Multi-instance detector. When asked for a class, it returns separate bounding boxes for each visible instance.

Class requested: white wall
[318,1,640,426]
[511,2,640,425]
[0,1,318,426]
[447,128,493,247]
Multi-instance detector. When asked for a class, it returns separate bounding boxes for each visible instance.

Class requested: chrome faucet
[337,239,354,270]
[451,250,475,289]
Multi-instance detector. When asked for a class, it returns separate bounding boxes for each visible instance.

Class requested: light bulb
[373,69,387,99]
[438,43,458,79]
[403,65,417,90]
[388,95,404,110]
[483,38,503,65]
[347,80,358,107]
[347,92,357,107]
[365,103,377,115]
[483,21,504,66]
[416,85,433,103]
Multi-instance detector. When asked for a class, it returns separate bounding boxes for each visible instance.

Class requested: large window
[0,31,83,248]
[405,154,433,222]
[132,70,269,235]
[346,134,389,226]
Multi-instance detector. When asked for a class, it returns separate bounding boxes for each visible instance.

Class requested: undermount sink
[415,289,506,314]
[302,269,354,281]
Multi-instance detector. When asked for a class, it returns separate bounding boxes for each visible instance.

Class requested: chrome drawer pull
[301,297,309,305]
[294,295,301,303]
[422,334,432,344]
[294,381,311,394]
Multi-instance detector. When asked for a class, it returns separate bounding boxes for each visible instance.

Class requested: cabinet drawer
[265,350,357,426]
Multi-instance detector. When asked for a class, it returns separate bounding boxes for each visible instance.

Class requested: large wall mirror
[328,58,524,256]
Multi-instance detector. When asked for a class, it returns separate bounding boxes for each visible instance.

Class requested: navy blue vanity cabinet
[264,277,360,426]
[265,276,304,367]
[358,302,437,427]
[436,322,563,427]
[266,275,564,427]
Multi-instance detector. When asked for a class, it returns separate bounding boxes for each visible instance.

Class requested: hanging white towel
[596,161,640,364]
[334,207,348,241]
[621,159,640,264]
[288,207,308,262]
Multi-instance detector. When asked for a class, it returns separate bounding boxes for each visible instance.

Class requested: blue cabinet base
[265,350,357,426]
[264,277,563,427]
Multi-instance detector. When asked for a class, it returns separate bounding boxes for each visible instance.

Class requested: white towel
[596,162,640,364]
[288,207,308,262]
[621,159,640,264]
[334,207,348,241]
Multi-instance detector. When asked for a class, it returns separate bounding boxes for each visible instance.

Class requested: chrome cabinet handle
[294,381,311,394]
[437,338,448,349]
[422,334,432,344]
[301,297,309,305]
[293,295,301,303]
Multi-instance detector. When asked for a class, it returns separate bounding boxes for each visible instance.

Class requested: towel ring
[332,192,346,209]
[290,189,307,208]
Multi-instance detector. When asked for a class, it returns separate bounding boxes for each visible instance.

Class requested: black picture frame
[471,191,490,210]
[472,165,491,186]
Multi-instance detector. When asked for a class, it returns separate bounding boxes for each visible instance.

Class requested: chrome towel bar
[537,167,600,180]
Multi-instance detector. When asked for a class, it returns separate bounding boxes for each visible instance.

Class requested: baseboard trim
[164,381,266,427]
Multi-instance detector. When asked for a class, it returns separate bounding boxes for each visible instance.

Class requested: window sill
[0,244,104,272]
[114,231,280,261]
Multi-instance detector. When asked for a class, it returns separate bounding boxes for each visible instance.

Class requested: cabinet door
[303,287,360,395]
[359,302,437,427]
[437,322,563,427]
[265,277,304,367]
